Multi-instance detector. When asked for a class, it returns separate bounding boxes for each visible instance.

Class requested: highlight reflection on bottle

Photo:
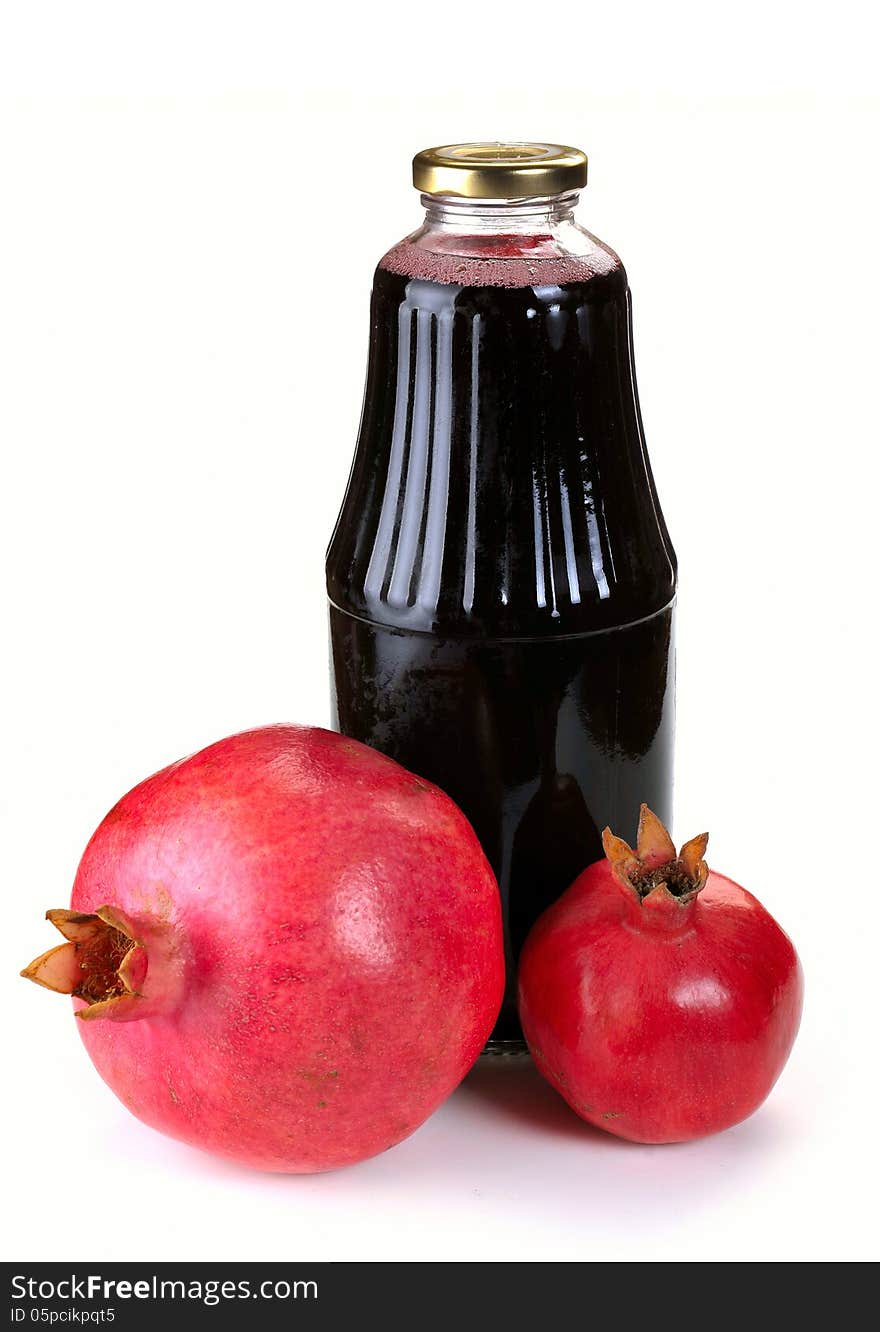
[327,143,676,1050]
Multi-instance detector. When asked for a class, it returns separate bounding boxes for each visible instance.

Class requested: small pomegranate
[518,806,803,1143]
[22,725,504,1172]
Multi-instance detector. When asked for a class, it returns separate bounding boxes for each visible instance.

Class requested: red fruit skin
[69,726,504,1172]
[518,860,803,1143]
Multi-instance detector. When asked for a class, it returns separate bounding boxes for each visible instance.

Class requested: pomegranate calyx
[601,805,709,905]
[21,907,145,1019]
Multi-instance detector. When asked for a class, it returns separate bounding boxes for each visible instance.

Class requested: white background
[1,1,877,1264]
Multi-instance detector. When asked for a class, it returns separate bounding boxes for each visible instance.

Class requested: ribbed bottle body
[327,258,676,1047]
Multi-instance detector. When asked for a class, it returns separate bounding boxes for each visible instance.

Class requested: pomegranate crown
[20,908,146,1021]
[20,906,186,1023]
[602,805,709,906]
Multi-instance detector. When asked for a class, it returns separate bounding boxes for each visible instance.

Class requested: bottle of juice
[327,143,676,1050]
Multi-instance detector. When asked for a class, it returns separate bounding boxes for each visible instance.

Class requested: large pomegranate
[519,806,803,1143]
[22,726,504,1172]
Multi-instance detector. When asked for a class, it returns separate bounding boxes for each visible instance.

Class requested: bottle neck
[420,192,580,233]
[408,190,595,264]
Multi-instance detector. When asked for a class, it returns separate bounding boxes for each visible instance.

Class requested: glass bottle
[327,144,676,1051]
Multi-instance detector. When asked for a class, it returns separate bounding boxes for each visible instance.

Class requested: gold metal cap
[412,142,587,199]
